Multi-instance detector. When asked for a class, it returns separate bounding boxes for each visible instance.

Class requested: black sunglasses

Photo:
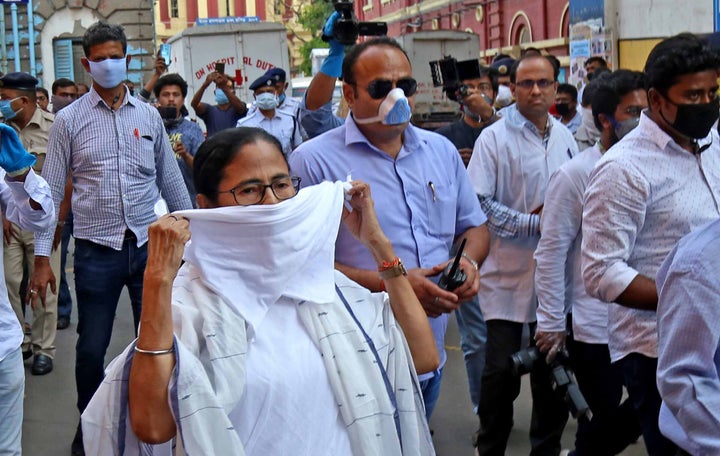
[360,78,418,100]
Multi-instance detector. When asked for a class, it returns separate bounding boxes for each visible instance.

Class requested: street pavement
[20,251,647,455]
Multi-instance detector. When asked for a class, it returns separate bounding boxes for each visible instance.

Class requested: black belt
[124,229,136,241]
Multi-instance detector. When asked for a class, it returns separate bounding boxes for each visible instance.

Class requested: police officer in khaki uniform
[0,72,68,375]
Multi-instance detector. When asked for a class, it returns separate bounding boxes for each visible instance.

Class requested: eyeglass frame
[217,176,302,206]
[351,77,418,100]
[514,78,556,90]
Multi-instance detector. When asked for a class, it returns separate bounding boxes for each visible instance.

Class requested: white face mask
[495,84,513,107]
[88,58,127,89]
[353,88,412,125]
[255,92,278,111]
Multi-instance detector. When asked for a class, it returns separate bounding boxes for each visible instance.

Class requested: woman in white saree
[81,127,438,455]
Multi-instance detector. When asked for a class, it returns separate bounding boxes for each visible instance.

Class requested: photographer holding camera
[436,62,499,167]
[535,69,646,455]
[299,3,387,139]
[299,12,348,138]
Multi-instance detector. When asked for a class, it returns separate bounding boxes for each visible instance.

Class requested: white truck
[396,30,481,130]
[166,22,291,123]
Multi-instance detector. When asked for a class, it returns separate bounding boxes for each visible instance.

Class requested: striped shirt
[35,87,192,256]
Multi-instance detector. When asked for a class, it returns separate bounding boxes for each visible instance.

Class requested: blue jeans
[419,367,444,421]
[58,212,74,319]
[454,295,486,413]
[74,237,147,412]
[0,348,24,455]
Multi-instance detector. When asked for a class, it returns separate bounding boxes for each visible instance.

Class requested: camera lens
[510,347,541,376]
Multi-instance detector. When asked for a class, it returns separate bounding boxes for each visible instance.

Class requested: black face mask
[660,95,719,139]
[157,106,181,129]
[555,102,571,117]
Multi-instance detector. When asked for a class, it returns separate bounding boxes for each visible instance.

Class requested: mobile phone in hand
[159,44,171,65]
[215,62,225,74]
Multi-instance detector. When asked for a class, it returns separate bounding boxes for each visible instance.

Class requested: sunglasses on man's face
[361,78,418,100]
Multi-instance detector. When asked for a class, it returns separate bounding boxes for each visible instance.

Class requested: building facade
[155,0,310,73]
[357,0,571,69]
[1,0,155,89]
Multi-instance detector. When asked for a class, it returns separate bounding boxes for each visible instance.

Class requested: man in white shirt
[535,69,646,455]
[0,125,55,454]
[467,54,578,455]
[581,33,720,456]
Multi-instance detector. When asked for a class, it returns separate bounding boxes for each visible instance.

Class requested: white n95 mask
[354,88,412,125]
[495,84,513,108]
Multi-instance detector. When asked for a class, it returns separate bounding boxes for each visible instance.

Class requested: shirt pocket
[29,146,47,173]
[135,133,157,176]
[425,179,456,239]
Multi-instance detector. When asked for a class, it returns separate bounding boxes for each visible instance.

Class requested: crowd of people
[0,13,718,456]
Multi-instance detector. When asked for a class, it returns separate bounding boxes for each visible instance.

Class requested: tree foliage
[296,2,335,76]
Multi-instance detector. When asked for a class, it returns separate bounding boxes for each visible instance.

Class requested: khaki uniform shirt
[9,107,54,172]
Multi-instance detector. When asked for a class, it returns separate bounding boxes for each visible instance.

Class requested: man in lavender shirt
[289,37,489,420]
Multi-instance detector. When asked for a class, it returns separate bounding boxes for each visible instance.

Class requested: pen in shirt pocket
[428,181,436,202]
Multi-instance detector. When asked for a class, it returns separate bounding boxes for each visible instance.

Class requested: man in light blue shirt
[656,217,720,455]
[289,37,489,420]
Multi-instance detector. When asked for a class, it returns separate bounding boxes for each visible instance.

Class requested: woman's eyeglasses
[219,176,301,206]
[357,78,418,100]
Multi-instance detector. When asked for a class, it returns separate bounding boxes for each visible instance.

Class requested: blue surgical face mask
[0,97,22,120]
[88,58,127,89]
[215,89,229,105]
[278,92,286,105]
[611,116,640,141]
[353,88,412,125]
[255,92,278,111]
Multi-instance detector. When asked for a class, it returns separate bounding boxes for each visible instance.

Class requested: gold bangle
[134,345,174,355]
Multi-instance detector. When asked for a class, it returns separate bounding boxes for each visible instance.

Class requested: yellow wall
[154,0,310,74]
[619,39,662,70]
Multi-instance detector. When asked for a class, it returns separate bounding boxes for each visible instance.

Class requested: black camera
[511,346,592,420]
[323,0,388,46]
[438,238,467,291]
[430,56,481,102]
